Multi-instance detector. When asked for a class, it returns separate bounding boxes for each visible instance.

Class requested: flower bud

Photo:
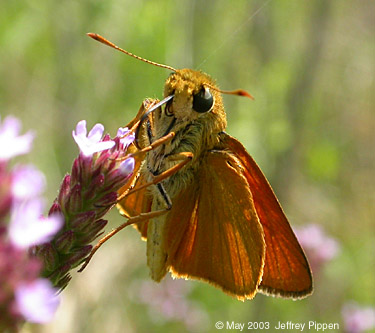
[56,274,72,291]
[58,175,71,208]
[36,243,58,272]
[70,158,81,186]
[78,219,108,244]
[48,202,62,217]
[65,183,82,214]
[84,173,105,201]
[48,263,72,286]
[65,245,92,268]
[79,155,93,184]
[70,211,96,231]
[55,230,75,254]
[95,192,118,207]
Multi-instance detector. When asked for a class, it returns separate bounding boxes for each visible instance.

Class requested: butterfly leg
[79,151,193,273]
[124,151,193,199]
[116,131,177,202]
[78,208,168,272]
[130,131,176,159]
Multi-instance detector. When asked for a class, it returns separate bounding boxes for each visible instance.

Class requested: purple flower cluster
[342,302,375,333]
[35,120,135,290]
[131,278,209,331]
[0,116,61,330]
[0,115,136,330]
[294,224,340,273]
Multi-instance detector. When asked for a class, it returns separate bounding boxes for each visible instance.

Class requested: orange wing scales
[117,131,312,299]
[220,132,313,298]
[165,149,266,299]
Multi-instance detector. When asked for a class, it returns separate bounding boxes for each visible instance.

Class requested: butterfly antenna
[87,33,176,72]
[204,83,254,100]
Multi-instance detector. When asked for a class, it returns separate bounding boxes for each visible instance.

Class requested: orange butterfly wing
[164,149,266,300]
[220,132,313,298]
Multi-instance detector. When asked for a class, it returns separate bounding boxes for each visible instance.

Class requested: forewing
[164,149,265,300]
[220,132,313,298]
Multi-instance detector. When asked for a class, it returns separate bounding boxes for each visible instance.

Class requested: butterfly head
[163,69,226,127]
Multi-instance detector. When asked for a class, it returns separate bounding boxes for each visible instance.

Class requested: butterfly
[88,33,313,300]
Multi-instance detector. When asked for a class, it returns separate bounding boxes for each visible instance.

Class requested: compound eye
[192,87,214,113]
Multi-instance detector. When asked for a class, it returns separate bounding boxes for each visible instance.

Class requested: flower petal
[0,116,34,160]
[73,120,87,137]
[15,279,60,323]
[116,127,135,149]
[91,140,116,153]
[72,121,115,157]
[12,164,46,200]
[87,123,105,143]
[117,127,130,137]
[9,200,63,248]
[0,116,21,136]
[120,134,135,149]
[119,157,135,177]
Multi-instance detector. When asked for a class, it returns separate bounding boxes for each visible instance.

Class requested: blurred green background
[1,0,374,332]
